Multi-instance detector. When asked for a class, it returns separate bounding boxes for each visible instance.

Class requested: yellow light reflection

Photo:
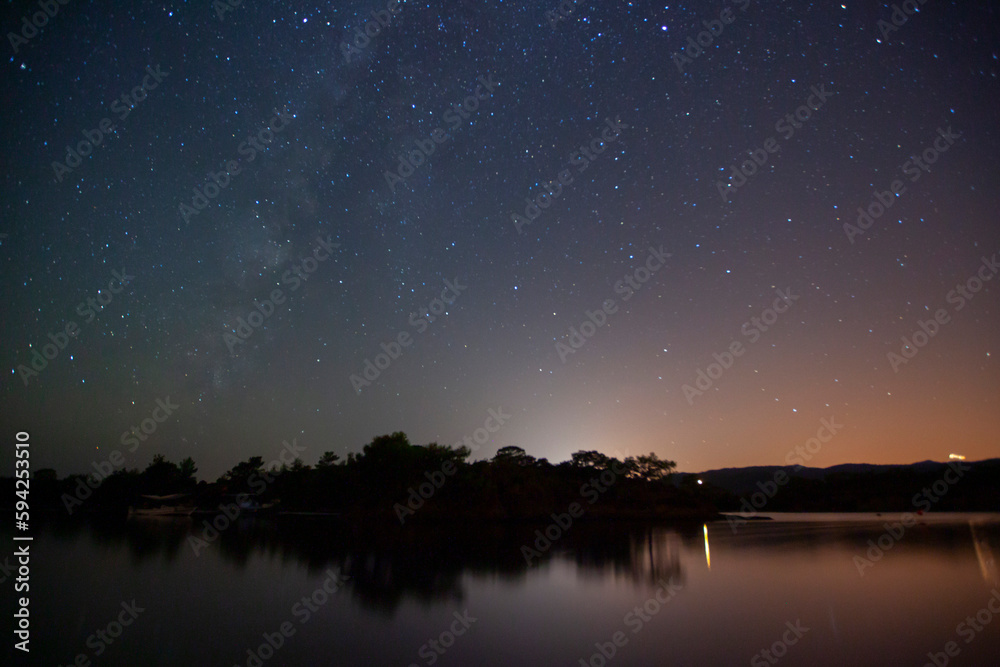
[703,523,711,570]
[970,522,997,585]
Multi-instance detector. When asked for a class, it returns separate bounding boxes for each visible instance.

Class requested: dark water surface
[9,513,1000,666]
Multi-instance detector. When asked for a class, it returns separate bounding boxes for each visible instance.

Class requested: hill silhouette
[679,458,1000,512]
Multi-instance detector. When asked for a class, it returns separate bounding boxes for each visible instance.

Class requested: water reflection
[41,515,1000,586]
[17,514,1000,666]
[36,514,1000,593]
[704,523,711,570]
[36,516,694,610]
[970,521,998,585]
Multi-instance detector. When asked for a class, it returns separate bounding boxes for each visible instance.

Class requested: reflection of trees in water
[119,516,193,565]
[564,523,690,587]
[39,514,192,566]
[245,520,693,613]
[263,520,483,612]
[43,516,698,612]
[284,520,696,610]
[54,517,1000,612]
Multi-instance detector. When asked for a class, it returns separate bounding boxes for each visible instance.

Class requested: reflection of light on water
[970,522,998,585]
[703,524,711,570]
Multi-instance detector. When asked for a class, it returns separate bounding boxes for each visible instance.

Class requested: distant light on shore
[949,454,966,460]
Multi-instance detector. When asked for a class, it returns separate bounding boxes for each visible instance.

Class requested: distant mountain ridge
[675,459,1000,512]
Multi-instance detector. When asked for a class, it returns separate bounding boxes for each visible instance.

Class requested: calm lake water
[8,513,1000,666]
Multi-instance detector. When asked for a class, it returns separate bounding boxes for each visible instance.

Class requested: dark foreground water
[6,513,1000,666]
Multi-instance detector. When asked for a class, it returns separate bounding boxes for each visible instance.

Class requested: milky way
[2,0,998,479]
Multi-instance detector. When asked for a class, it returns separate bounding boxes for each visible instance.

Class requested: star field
[2,0,998,479]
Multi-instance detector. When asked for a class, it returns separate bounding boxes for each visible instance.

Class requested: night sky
[2,0,998,481]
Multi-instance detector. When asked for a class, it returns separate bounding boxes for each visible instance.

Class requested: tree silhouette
[624,453,676,482]
[570,450,616,470]
[316,451,341,467]
[219,456,266,492]
[18,431,721,520]
[178,457,198,485]
[141,455,185,494]
[493,446,536,466]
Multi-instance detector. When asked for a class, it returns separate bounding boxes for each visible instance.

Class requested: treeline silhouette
[12,432,718,521]
[689,459,1000,512]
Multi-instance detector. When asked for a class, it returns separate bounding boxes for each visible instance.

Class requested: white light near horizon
[697,479,703,485]
[949,454,966,460]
